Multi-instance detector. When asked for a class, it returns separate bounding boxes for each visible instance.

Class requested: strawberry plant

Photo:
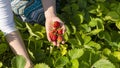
[0,0,120,68]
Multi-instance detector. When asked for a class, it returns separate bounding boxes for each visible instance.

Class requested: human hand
[45,16,66,46]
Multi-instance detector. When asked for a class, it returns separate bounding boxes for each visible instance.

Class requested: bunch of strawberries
[49,21,63,46]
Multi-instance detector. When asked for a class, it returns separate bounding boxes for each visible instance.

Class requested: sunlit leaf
[68,48,84,60]
[88,29,102,35]
[87,41,101,50]
[116,21,120,30]
[91,59,115,68]
[11,55,26,68]
[0,61,2,68]
[71,59,79,68]
[34,63,50,68]
[105,11,120,21]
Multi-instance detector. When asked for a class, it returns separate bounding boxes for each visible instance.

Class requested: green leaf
[60,45,67,56]
[34,63,50,68]
[79,61,89,68]
[116,21,120,30]
[75,33,84,46]
[68,48,84,60]
[68,38,81,48]
[78,13,84,23]
[96,18,104,30]
[11,55,26,68]
[71,59,79,68]
[0,43,8,55]
[71,4,79,11]
[103,48,111,56]
[64,32,69,41]
[98,31,111,42]
[70,22,76,34]
[81,24,91,32]
[55,56,69,67]
[105,11,120,21]
[78,0,87,9]
[65,25,71,35]
[91,59,115,68]
[0,61,3,68]
[89,18,97,27]
[116,3,120,15]
[111,51,120,62]
[82,34,91,44]
[88,29,102,35]
[62,5,71,14]
[87,41,101,50]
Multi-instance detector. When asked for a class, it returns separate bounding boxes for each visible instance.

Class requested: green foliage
[0,61,3,68]
[0,43,8,55]
[0,0,120,68]
[34,63,50,68]
[91,59,116,68]
[68,48,84,60]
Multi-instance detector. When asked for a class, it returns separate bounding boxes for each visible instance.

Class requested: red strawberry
[57,29,63,35]
[51,35,57,41]
[49,31,57,41]
[53,21,60,29]
[57,36,63,43]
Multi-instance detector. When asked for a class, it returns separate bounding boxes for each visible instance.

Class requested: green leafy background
[0,0,120,68]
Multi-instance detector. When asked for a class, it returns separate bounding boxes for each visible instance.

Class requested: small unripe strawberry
[57,29,63,35]
[57,36,63,43]
[53,21,60,29]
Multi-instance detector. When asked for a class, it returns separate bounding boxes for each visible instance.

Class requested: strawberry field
[0,0,120,68]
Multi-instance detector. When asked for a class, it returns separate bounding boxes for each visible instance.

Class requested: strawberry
[53,21,60,29]
[57,36,63,43]
[57,29,63,35]
[49,31,57,41]
[51,35,57,41]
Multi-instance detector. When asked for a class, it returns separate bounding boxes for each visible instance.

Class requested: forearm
[0,0,32,67]
[6,31,32,68]
[6,31,30,61]
[41,0,57,18]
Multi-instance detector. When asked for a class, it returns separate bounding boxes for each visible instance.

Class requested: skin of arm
[6,31,33,68]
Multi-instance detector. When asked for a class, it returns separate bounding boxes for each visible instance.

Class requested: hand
[45,16,66,46]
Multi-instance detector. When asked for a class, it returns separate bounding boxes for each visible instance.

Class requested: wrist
[44,7,57,19]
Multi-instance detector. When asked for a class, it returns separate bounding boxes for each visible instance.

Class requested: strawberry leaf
[68,48,84,60]
[91,59,115,68]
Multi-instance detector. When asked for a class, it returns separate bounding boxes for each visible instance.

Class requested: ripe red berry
[49,31,57,41]
[51,35,57,41]
[53,21,60,29]
[57,36,63,42]
[57,29,63,35]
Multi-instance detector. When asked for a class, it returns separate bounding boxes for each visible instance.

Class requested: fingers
[46,25,52,42]
[52,41,57,46]
[62,24,66,34]
[47,32,52,42]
